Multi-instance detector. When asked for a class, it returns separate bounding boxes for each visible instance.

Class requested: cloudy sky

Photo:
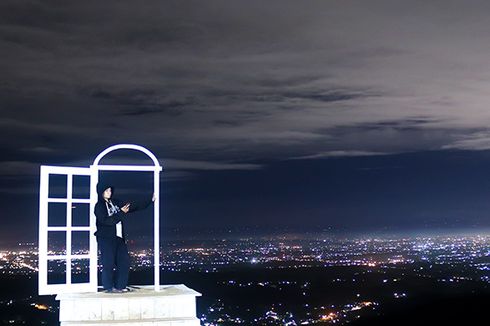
[2,0,490,242]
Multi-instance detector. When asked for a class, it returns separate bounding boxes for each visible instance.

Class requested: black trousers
[97,237,130,290]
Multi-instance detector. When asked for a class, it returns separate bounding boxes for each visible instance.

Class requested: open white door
[38,166,97,295]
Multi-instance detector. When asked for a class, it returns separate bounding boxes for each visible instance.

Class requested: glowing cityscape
[1,233,489,324]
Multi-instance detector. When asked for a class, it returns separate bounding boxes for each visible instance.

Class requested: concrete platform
[55,285,202,325]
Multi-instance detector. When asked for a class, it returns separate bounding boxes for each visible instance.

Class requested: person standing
[94,183,154,293]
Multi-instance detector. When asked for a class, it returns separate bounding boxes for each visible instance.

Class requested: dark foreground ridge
[351,291,490,326]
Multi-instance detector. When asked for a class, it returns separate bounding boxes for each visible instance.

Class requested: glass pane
[73,175,90,199]
[71,259,90,284]
[47,259,66,284]
[72,231,89,255]
[48,174,67,198]
[98,171,154,199]
[72,203,89,227]
[48,202,66,227]
[48,231,66,255]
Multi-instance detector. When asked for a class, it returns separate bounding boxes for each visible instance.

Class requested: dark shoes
[102,287,134,293]
[113,287,133,293]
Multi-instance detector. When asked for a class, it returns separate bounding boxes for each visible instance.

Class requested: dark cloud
[3,0,490,164]
[281,90,378,103]
[2,1,490,238]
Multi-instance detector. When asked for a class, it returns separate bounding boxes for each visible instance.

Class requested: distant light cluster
[2,235,489,277]
[1,235,489,325]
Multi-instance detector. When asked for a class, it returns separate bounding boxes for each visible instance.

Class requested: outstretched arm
[127,194,155,213]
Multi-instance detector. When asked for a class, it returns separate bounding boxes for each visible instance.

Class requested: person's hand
[152,193,156,202]
[121,203,130,213]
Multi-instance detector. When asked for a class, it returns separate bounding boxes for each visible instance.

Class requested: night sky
[2,0,490,242]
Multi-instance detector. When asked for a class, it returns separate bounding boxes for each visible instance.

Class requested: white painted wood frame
[39,144,163,295]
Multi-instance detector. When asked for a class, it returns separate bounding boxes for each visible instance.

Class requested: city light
[1,234,489,324]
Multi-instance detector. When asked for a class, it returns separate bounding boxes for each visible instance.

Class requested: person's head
[96,183,114,201]
[102,187,112,201]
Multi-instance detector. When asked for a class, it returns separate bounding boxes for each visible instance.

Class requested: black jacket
[94,183,153,240]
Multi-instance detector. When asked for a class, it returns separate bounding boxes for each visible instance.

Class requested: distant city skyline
[2,234,489,324]
[2,1,490,243]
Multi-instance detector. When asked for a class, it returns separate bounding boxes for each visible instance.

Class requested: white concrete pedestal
[55,285,202,325]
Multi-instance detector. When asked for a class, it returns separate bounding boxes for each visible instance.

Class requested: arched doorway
[38,144,163,295]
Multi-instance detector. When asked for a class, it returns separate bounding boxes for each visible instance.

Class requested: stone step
[56,285,201,326]
[60,317,200,326]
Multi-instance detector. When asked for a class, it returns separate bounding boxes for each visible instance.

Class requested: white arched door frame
[39,144,163,295]
[90,144,163,292]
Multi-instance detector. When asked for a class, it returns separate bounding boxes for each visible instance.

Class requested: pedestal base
[55,285,201,325]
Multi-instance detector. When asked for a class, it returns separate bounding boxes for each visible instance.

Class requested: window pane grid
[47,255,90,260]
[47,198,90,203]
[40,166,94,295]
[47,227,90,231]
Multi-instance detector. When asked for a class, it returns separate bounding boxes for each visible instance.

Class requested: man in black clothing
[94,183,154,293]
